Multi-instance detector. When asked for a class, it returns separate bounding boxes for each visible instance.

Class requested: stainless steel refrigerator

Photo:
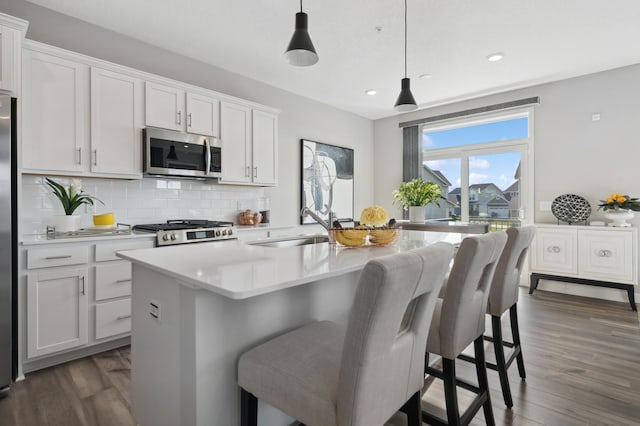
[0,94,17,398]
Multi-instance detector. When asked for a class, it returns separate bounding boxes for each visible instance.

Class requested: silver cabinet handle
[116,315,132,320]
[80,276,85,295]
[115,279,131,283]
[188,112,192,127]
[598,249,612,257]
[245,166,250,177]
[92,149,98,166]
[45,255,72,260]
[547,246,561,253]
[76,147,82,165]
[253,166,258,178]
[177,111,182,125]
[204,138,212,176]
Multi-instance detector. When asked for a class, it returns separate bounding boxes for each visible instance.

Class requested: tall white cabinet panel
[220,101,251,183]
[252,109,278,185]
[186,92,219,137]
[22,49,87,173]
[0,25,16,92]
[579,230,633,282]
[27,268,89,358]
[145,82,185,131]
[90,67,143,177]
[531,227,577,275]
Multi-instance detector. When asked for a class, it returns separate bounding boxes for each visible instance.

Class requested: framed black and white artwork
[300,139,354,225]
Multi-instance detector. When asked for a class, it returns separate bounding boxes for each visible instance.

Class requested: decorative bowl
[330,228,368,247]
[93,212,115,226]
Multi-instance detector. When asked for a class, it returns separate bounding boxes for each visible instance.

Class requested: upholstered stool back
[487,226,536,317]
[336,242,454,425]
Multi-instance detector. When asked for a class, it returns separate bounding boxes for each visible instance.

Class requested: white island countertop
[117,229,464,300]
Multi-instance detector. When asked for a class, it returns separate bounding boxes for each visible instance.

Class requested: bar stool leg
[443,358,461,426]
[241,388,258,426]
[510,304,526,379]
[492,315,513,408]
[401,391,422,426]
[474,336,495,426]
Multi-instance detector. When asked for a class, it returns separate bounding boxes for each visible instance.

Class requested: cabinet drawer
[95,298,131,339]
[95,262,132,301]
[532,228,577,274]
[95,239,154,262]
[579,230,634,282]
[27,246,89,269]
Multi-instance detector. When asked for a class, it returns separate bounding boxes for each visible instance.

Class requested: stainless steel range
[133,220,237,246]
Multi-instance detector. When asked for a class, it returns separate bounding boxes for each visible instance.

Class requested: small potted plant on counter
[45,177,103,232]
[392,178,444,223]
[598,192,640,227]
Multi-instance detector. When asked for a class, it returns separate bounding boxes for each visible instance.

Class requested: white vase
[49,215,83,232]
[603,209,634,227]
[409,205,425,223]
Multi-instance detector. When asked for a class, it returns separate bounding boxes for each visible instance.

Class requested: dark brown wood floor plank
[81,387,136,426]
[65,357,112,400]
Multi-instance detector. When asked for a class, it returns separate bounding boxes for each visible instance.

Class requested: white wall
[2,0,374,227]
[374,63,640,302]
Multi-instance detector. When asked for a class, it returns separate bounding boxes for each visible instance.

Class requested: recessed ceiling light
[419,73,432,79]
[487,52,504,62]
[365,89,377,96]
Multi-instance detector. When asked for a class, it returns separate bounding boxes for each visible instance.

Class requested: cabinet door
[186,92,219,137]
[0,25,16,92]
[252,110,278,185]
[579,230,634,283]
[22,50,87,173]
[91,67,143,177]
[532,227,577,275]
[145,82,185,131]
[220,101,251,183]
[27,268,89,358]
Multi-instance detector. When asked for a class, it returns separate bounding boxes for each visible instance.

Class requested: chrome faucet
[301,206,336,244]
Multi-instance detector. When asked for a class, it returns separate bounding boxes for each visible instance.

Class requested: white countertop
[117,230,464,300]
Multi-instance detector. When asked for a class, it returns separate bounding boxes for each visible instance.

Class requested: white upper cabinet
[90,67,143,178]
[145,82,220,137]
[219,102,278,186]
[220,101,252,183]
[22,49,87,174]
[0,14,28,94]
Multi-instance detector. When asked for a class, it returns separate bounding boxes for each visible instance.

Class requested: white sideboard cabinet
[530,224,637,310]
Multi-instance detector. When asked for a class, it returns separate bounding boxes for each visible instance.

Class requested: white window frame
[421,107,535,225]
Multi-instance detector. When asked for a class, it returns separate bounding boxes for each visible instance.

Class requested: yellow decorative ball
[360,206,389,227]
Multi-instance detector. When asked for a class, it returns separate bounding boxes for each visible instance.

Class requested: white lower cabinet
[23,237,154,365]
[27,268,88,358]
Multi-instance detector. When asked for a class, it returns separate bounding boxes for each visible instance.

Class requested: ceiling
[25,0,640,120]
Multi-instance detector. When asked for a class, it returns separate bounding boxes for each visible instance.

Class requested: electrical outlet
[149,299,161,321]
[85,203,96,214]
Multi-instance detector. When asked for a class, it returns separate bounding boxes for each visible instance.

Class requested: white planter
[409,205,425,223]
[49,215,82,232]
[603,209,634,227]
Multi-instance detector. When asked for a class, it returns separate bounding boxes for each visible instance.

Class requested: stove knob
[162,234,169,241]
[227,229,233,236]
[170,234,177,240]
[222,229,227,236]
[216,230,221,237]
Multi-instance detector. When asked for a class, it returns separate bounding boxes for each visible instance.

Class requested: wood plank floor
[1,289,639,426]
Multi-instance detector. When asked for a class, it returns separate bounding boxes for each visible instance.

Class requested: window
[420,109,533,229]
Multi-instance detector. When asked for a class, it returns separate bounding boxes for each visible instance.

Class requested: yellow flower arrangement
[598,193,640,211]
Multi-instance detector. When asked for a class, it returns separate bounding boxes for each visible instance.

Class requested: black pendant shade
[284,10,318,66]
[394,78,417,112]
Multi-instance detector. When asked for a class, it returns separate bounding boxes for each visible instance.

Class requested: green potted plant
[392,178,444,223]
[45,177,103,232]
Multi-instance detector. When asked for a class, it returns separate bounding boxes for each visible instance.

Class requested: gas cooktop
[133,220,236,246]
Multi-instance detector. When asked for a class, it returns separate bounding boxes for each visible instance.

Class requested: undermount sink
[249,235,330,248]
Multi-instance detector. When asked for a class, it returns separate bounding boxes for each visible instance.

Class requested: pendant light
[284,0,319,66]
[394,0,417,111]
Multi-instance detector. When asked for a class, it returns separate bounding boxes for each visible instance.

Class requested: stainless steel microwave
[143,127,222,179]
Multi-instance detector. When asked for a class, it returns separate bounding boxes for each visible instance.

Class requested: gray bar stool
[423,232,507,426]
[237,242,454,426]
[459,225,536,408]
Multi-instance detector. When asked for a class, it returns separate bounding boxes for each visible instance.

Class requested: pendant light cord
[300,0,303,13]
[403,0,408,78]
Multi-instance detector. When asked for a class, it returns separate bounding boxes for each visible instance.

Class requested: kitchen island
[117,230,464,426]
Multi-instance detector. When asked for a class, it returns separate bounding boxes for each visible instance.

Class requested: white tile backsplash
[21,175,265,235]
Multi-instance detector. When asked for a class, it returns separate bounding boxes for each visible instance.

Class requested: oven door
[144,127,221,178]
